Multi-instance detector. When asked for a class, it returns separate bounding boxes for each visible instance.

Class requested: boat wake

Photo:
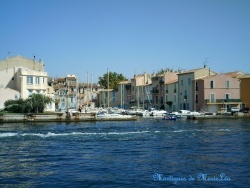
[0,131,151,138]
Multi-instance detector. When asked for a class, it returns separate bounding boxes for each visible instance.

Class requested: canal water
[0,117,249,187]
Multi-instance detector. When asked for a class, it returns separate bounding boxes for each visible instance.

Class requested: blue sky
[1,0,250,83]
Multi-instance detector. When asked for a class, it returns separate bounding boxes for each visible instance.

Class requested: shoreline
[0,113,137,123]
[187,113,250,120]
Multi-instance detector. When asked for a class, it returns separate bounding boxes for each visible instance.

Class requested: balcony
[205,99,242,104]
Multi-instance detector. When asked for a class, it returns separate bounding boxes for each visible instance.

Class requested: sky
[0,0,250,83]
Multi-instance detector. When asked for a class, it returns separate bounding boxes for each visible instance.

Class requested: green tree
[26,94,53,113]
[98,71,128,91]
[4,94,53,113]
[4,99,26,113]
[156,68,174,75]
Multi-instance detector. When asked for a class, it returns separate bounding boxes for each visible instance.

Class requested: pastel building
[178,67,217,111]
[117,81,132,109]
[130,73,152,109]
[238,74,250,108]
[196,73,241,113]
[165,79,178,112]
[52,75,105,111]
[151,74,164,109]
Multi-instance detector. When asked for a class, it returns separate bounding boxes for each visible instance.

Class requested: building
[177,67,217,111]
[165,79,178,112]
[16,67,48,99]
[130,73,152,109]
[117,81,132,109]
[0,55,44,72]
[0,88,20,110]
[97,89,117,108]
[196,73,242,113]
[52,75,104,111]
[238,74,250,109]
[0,56,51,110]
[151,74,164,109]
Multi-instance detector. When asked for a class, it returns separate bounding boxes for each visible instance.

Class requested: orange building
[239,74,250,108]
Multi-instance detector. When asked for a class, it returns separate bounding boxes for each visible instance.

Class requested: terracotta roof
[224,71,244,78]
[238,74,250,79]
[177,67,210,75]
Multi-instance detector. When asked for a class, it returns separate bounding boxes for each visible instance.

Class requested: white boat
[125,108,144,115]
[150,110,167,117]
[137,110,151,117]
[174,110,203,118]
[96,112,135,120]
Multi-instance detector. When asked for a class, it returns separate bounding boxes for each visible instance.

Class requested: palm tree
[26,94,53,113]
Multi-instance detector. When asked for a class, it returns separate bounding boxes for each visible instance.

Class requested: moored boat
[173,110,203,118]
[150,110,167,117]
[96,112,136,121]
[162,114,177,120]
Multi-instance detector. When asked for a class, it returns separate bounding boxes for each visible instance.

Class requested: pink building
[196,74,241,113]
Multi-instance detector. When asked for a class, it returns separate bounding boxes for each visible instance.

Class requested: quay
[0,113,137,123]
[187,112,250,120]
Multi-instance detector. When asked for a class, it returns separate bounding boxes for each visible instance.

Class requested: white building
[0,56,54,111]
[0,88,20,110]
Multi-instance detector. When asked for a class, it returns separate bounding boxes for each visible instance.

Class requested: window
[226,80,230,88]
[35,77,40,85]
[181,80,184,86]
[161,97,163,104]
[165,85,169,93]
[15,94,19,100]
[196,94,198,104]
[225,93,230,100]
[188,78,191,85]
[28,89,33,96]
[27,76,33,84]
[195,81,198,91]
[210,93,215,102]
[210,81,214,89]
[184,90,187,99]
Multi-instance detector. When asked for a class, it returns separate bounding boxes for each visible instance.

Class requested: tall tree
[98,71,128,91]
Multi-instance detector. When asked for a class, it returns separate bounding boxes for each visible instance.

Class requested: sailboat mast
[107,69,109,108]
[86,71,89,107]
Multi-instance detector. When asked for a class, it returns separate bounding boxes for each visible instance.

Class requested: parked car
[231,107,240,112]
